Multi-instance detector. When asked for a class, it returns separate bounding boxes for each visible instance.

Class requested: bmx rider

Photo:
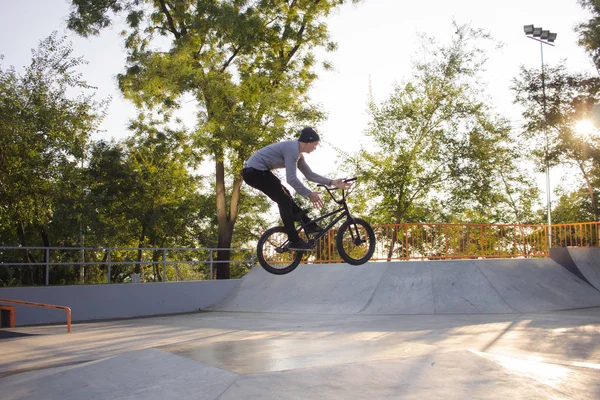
[242,127,352,251]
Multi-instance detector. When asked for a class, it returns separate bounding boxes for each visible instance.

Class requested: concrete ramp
[0,349,238,400]
[551,247,600,291]
[360,261,515,314]
[476,258,600,312]
[210,258,600,314]
[212,262,389,314]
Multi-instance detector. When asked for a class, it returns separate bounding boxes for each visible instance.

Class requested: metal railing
[0,247,254,286]
[1,222,598,285]
[0,298,71,333]
[306,222,600,263]
[551,222,600,247]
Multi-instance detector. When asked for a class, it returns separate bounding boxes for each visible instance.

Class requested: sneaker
[288,239,315,252]
[304,222,324,235]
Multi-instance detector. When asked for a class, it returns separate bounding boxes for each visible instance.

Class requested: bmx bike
[256,177,376,275]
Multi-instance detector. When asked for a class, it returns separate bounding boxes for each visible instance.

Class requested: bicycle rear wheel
[257,226,303,275]
[336,218,376,265]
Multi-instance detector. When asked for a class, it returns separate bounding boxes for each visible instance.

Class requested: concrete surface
[0,279,239,326]
[211,258,600,314]
[2,258,600,399]
[1,310,600,399]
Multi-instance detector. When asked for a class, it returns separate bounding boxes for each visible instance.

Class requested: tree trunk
[40,226,50,247]
[17,220,30,264]
[577,160,599,221]
[152,250,161,282]
[40,226,51,285]
[387,225,398,261]
[585,179,599,222]
[136,226,146,276]
[215,159,243,279]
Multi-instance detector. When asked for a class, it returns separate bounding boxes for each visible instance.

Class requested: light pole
[524,24,557,250]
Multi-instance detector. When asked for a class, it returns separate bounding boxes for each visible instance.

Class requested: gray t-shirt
[244,140,331,197]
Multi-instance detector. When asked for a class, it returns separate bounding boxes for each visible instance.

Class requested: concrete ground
[1,308,600,399]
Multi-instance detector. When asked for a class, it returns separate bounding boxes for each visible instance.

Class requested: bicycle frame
[295,179,361,245]
[300,204,350,243]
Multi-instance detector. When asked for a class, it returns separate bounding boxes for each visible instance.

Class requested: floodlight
[522,23,558,248]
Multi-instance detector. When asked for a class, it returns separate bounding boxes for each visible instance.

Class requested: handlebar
[316,177,357,204]
[316,177,357,190]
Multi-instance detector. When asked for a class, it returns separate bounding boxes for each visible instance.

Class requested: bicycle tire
[336,218,376,265]
[257,226,303,275]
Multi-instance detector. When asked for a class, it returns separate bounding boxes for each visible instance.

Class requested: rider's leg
[242,169,302,242]
[279,185,309,221]
[279,185,322,232]
[283,188,322,232]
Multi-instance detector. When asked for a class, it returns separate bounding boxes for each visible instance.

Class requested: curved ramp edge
[549,248,597,289]
[476,258,600,312]
[551,248,600,291]
[210,258,600,315]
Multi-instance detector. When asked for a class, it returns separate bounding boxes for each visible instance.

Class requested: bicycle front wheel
[336,218,376,265]
[257,226,303,275]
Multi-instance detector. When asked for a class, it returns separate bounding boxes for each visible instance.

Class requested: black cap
[298,127,320,143]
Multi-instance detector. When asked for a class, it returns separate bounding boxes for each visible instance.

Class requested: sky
[0,0,596,201]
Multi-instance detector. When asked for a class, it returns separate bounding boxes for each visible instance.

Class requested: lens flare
[575,119,596,137]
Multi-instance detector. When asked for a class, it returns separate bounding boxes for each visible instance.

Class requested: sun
[575,119,596,138]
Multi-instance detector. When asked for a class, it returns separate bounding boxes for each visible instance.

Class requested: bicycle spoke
[262,231,296,266]
[341,224,367,259]
[336,218,376,265]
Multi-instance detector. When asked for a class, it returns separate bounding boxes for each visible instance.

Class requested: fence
[307,222,600,263]
[551,222,599,247]
[0,247,254,286]
[1,222,598,286]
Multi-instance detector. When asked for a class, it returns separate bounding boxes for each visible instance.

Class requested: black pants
[242,167,309,242]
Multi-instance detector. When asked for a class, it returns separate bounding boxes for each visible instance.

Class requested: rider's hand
[331,178,352,190]
[309,192,324,208]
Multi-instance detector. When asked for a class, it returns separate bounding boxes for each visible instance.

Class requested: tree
[576,0,600,73]
[0,33,106,283]
[512,62,600,220]
[85,118,211,280]
[67,0,359,278]
[552,188,596,223]
[350,24,538,258]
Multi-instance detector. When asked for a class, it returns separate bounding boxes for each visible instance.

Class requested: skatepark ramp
[209,257,600,314]
[550,247,600,291]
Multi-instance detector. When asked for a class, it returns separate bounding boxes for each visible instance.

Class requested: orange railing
[306,222,600,264]
[0,298,71,333]
[551,222,600,248]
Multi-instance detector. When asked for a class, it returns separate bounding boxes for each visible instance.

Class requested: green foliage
[85,120,212,250]
[552,189,596,223]
[576,0,600,72]
[512,63,600,164]
[512,62,600,220]
[350,23,538,226]
[67,0,359,278]
[0,32,107,247]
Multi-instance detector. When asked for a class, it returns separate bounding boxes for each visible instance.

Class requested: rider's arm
[284,152,312,198]
[297,156,332,186]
